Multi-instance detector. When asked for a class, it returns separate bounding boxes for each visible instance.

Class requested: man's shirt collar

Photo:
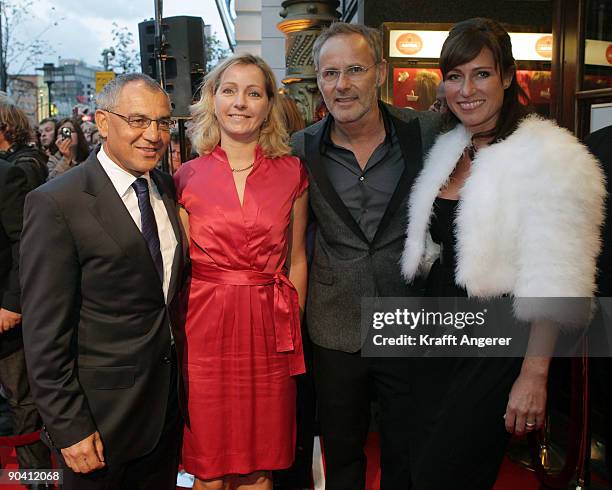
[97,144,151,198]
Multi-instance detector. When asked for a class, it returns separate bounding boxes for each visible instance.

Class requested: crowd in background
[1,104,197,183]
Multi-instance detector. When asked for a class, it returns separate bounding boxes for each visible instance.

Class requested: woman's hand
[56,136,75,162]
[504,359,549,435]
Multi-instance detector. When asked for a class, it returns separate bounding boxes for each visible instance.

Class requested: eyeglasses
[317,63,379,84]
[104,110,175,132]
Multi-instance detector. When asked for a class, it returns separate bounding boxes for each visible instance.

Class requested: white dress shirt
[97,145,177,302]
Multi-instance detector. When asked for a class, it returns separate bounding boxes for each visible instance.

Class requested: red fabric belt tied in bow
[191,263,305,376]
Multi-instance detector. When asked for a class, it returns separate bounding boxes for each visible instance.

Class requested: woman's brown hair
[278,94,305,136]
[0,102,33,146]
[439,17,531,142]
[57,117,90,163]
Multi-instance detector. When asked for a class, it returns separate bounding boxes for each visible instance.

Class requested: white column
[235,0,262,56]
[262,0,285,86]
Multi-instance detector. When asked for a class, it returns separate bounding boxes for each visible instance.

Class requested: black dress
[426,197,467,298]
[410,197,522,490]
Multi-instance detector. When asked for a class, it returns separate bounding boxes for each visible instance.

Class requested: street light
[36,63,58,118]
[101,48,115,71]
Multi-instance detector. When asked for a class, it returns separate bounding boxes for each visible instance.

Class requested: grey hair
[96,73,171,110]
[312,22,383,70]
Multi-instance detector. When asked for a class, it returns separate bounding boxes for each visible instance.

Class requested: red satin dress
[174,145,307,480]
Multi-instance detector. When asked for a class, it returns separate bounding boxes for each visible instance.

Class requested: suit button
[161,354,171,364]
[359,176,365,182]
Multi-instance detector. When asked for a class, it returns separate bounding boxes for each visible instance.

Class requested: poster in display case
[392,68,442,110]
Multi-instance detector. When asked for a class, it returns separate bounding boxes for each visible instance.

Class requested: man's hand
[0,308,21,332]
[60,431,105,473]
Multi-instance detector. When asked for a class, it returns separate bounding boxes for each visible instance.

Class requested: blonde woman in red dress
[174,54,309,490]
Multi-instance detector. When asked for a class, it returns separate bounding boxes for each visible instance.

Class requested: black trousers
[409,357,523,490]
[0,347,52,470]
[313,344,426,490]
[314,344,522,490]
[60,352,182,490]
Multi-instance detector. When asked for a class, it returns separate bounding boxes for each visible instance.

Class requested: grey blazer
[292,103,441,352]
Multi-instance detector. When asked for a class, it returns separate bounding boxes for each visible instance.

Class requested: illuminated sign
[535,35,553,59]
[395,33,423,55]
[389,31,447,58]
[585,39,612,67]
[389,30,555,61]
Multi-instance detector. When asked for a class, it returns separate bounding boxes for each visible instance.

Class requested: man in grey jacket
[291,23,440,489]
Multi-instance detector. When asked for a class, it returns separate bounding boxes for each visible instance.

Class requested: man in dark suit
[0,158,52,483]
[20,73,186,490]
[291,23,440,490]
[0,160,26,366]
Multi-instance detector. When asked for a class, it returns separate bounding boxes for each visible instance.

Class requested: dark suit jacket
[20,152,187,465]
[291,103,441,352]
[1,145,48,191]
[586,125,612,296]
[0,160,28,358]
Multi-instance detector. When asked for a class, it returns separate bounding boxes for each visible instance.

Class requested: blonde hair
[188,53,290,158]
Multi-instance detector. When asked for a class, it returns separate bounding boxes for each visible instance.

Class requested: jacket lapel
[372,110,422,244]
[82,154,163,296]
[401,124,470,280]
[304,117,370,244]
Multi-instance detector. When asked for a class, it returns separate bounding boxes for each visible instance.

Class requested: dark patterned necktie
[131,178,163,282]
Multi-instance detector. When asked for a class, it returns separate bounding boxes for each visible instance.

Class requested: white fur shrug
[401,115,606,323]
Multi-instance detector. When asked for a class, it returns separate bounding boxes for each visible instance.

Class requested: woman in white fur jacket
[400,18,605,489]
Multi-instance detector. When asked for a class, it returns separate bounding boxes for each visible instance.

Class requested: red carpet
[494,457,539,490]
[2,436,608,489]
[363,432,540,490]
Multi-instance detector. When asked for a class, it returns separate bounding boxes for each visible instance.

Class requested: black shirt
[321,110,404,242]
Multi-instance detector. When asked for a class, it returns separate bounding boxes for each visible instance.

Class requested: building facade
[233,0,286,86]
[7,74,46,124]
[38,59,99,119]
